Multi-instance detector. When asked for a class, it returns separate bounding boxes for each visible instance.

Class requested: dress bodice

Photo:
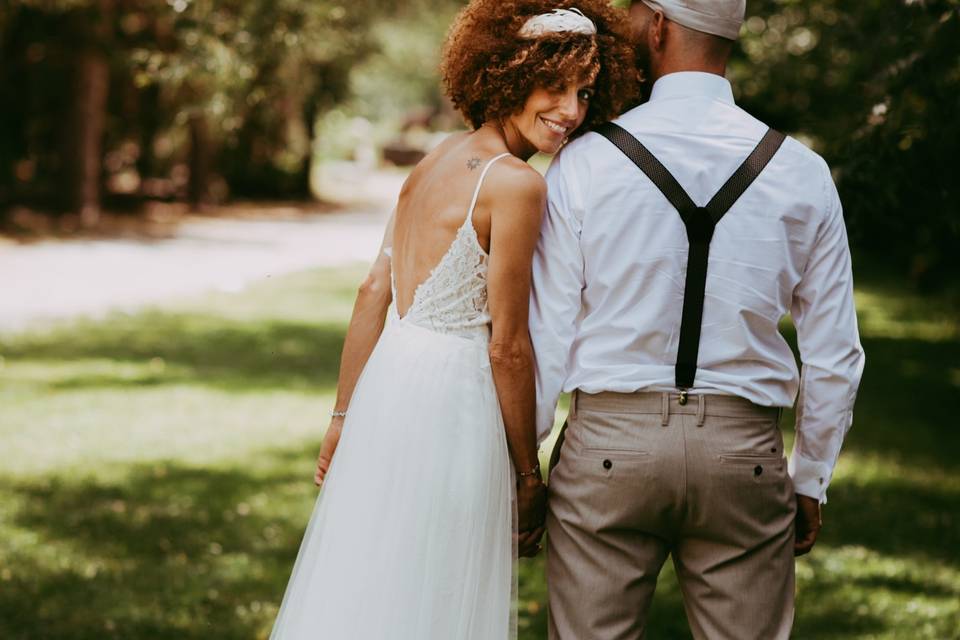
[389,153,511,340]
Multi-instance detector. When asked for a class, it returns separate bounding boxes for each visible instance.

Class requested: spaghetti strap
[465,153,512,225]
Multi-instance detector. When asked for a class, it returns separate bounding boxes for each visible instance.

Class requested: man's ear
[650,10,668,51]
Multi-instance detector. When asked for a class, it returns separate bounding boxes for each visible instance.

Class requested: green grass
[1,265,959,639]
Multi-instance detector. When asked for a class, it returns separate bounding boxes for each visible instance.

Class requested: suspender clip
[678,389,689,406]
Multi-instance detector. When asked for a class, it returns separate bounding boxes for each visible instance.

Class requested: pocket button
[754,465,763,476]
[603,459,613,470]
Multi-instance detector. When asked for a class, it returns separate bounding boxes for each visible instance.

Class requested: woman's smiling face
[507,80,595,155]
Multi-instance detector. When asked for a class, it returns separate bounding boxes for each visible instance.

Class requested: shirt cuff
[788,451,833,504]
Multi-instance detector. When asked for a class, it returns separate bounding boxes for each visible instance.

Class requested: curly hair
[441,0,642,137]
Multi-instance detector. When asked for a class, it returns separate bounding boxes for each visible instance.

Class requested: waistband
[574,390,781,421]
[387,316,490,345]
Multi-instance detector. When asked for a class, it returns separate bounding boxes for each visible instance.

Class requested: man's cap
[641,0,747,41]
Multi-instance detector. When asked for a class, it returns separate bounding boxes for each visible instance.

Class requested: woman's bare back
[391,132,515,318]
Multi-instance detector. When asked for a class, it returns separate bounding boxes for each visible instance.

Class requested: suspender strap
[596,122,786,390]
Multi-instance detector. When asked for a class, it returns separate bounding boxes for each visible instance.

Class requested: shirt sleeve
[529,151,586,444]
[788,159,866,503]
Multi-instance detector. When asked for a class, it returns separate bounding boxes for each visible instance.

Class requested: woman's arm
[315,213,396,485]
[485,164,548,555]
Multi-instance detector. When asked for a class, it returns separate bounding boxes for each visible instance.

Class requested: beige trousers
[546,390,796,640]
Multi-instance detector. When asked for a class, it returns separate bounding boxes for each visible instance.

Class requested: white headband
[519,8,597,39]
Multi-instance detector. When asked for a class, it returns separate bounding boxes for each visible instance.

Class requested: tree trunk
[65,48,109,226]
[297,97,318,197]
[63,0,113,225]
[188,111,211,209]
[137,82,160,190]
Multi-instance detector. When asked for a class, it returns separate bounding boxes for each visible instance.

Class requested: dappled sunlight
[832,451,960,493]
[855,288,959,342]
[1,266,958,639]
[1,315,348,391]
[2,0,957,634]
[0,454,319,639]
[795,545,960,638]
[0,384,331,479]
[3,357,194,390]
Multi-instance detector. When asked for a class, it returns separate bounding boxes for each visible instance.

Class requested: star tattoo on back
[467,157,482,170]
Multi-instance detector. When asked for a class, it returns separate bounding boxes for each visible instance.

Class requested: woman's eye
[578,89,594,102]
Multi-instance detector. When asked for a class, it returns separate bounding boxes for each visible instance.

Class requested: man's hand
[314,417,344,486]
[517,474,547,558]
[794,494,822,556]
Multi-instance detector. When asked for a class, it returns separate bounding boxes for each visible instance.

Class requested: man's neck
[650,60,727,84]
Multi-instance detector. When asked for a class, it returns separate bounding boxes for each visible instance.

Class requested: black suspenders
[596,122,786,392]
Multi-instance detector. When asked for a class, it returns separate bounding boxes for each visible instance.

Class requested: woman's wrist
[517,460,540,476]
[517,461,542,484]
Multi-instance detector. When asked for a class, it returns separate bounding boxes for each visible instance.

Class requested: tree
[0,0,388,216]
[732,0,960,286]
[64,0,114,225]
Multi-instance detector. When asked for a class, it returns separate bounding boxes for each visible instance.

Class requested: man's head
[630,0,745,82]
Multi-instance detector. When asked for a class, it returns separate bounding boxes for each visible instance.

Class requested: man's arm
[789,161,865,551]
[315,213,396,485]
[530,151,587,445]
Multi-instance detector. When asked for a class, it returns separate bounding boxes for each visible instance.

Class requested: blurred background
[0,1,958,638]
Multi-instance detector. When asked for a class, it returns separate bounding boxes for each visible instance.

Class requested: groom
[530,1,865,638]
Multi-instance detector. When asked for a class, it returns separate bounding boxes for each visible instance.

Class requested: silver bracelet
[330,410,347,418]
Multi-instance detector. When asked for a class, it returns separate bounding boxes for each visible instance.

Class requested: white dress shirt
[530,72,865,502]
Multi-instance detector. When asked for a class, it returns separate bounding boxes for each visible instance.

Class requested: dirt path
[0,167,405,333]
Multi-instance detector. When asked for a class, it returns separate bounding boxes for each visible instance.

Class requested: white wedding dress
[270,154,517,639]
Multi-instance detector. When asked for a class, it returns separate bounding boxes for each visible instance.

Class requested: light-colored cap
[641,0,746,41]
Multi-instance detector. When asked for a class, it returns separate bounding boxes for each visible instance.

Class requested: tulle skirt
[269,318,517,639]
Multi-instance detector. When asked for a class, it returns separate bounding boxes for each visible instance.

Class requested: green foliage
[732,0,960,286]
[165,0,382,196]
[314,0,465,163]
[0,0,389,203]
[350,0,463,123]
[2,0,959,283]
[1,264,958,638]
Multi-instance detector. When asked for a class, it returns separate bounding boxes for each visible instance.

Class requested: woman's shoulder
[485,156,546,207]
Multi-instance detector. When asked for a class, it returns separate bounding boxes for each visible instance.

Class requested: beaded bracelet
[517,462,542,478]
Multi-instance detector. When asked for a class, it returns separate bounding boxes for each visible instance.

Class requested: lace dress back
[390,153,511,340]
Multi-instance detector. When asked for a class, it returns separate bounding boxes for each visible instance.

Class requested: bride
[269,2,639,638]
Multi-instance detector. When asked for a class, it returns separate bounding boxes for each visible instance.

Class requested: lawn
[1,264,958,639]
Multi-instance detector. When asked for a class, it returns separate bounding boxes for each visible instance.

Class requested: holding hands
[516,463,547,558]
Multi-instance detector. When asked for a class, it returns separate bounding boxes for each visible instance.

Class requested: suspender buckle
[678,389,689,406]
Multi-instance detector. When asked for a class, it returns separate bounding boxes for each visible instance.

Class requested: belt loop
[661,393,669,426]
[696,394,706,427]
[569,389,578,421]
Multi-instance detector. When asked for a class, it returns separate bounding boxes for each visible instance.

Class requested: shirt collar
[648,71,735,105]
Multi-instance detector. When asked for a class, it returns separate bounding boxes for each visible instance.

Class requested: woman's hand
[517,474,547,557]
[314,212,394,487]
[314,416,345,486]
